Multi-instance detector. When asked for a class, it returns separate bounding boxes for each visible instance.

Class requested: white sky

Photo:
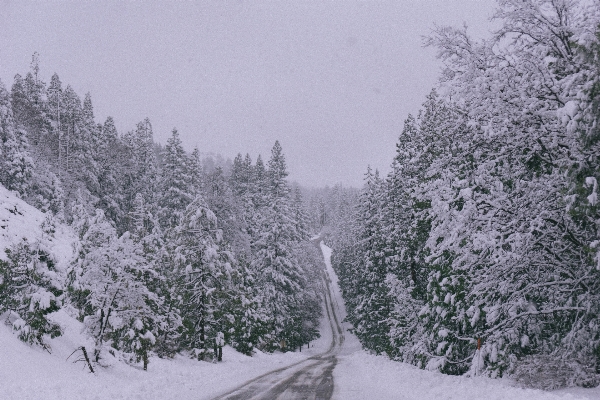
[0,0,495,187]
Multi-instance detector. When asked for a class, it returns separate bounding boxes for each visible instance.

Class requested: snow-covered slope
[0,184,331,399]
[0,185,75,266]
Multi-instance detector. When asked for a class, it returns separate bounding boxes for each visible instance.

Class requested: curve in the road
[213,240,344,400]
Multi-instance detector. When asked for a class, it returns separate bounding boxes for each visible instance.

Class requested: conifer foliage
[0,54,322,369]
[327,0,600,388]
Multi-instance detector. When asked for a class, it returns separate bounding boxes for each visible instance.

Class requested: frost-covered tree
[121,118,159,231]
[69,209,161,367]
[188,146,204,197]
[159,128,193,228]
[249,141,309,350]
[92,116,125,224]
[0,80,34,197]
[174,195,235,360]
[0,237,62,350]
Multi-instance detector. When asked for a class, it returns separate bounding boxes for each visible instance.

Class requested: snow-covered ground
[1,183,599,400]
[0,307,331,400]
[320,242,600,400]
[0,186,75,265]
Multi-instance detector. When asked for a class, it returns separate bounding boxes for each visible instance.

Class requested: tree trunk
[143,348,148,371]
[81,346,95,373]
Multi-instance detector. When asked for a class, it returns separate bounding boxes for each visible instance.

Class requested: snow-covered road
[213,241,344,400]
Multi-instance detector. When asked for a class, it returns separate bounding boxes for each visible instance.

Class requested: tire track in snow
[213,238,344,400]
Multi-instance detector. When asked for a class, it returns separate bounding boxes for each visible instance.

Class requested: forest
[0,54,326,368]
[1,0,600,392]
[321,0,600,390]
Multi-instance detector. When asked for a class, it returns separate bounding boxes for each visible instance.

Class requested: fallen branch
[67,346,95,373]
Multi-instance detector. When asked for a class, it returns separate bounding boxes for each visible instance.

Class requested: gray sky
[0,0,495,187]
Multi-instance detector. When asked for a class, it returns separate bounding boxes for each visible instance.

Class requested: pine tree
[94,117,124,224]
[159,128,193,229]
[130,193,182,358]
[188,147,204,197]
[250,141,306,350]
[0,238,62,350]
[174,195,234,360]
[0,80,34,196]
[121,118,159,232]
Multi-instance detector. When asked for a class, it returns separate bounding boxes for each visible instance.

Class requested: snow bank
[0,307,330,400]
[0,185,75,269]
[333,350,596,400]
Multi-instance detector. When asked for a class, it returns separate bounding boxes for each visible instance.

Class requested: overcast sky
[0,0,495,187]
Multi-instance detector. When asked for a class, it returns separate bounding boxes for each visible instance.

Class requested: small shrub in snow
[0,238,62,350]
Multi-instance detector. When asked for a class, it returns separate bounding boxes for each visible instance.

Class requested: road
[213,240,344,400]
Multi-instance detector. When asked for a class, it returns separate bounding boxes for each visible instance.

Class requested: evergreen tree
[0,80,34,196]
[174,195,234,360]
[121,118,159,232]
[250,141,306,349]
[159,128,193,228]
[0,238,62,350]
[94,117,124,224]
[188,147,204,197]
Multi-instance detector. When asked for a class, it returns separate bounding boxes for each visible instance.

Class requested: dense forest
[3,0,600,392]
[321,0,600,390]
[0,53,325,368]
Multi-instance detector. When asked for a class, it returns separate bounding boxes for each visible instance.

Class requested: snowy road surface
[214,240,344,400]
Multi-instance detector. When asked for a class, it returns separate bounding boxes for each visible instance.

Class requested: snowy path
[213,239,345,400]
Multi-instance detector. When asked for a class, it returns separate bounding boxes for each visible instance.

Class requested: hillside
[0,184,75,265]
[0,184,332,399]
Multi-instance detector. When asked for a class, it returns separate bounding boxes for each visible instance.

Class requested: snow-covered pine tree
[129,193,182,358]
[188,147,204,197]
[381,114,431,363]
[174,195,235,360]
[159,128,193,229]
[78,93,101,201]
[230,153,246,197]
[121,118,159,232]
[349,167,396,355]
[91,116,125,225]
[0,80,34,197]
[250,141,306,350]
[0,238,62,350]
[5,62,65,216]
[69,208,161,367]
[204,166,248,254]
